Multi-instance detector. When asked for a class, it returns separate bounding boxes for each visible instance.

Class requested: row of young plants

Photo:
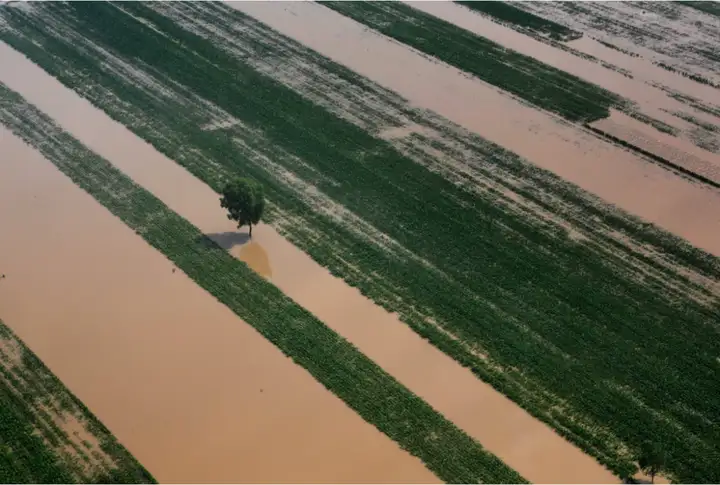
[319,1,624,123]
[0,82,526,484]
[676,1,720,19]
[0,321,155,483]
[3,3,720,481]
[455,1,582,41]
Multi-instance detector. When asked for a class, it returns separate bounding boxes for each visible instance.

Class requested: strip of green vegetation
[4,3,720,482]
[455,2,633,79]
[452,1,632,79]
[0,83,526,485]
[455,1,582,41]
[0,320,155,484]
[676,1,720,18]
[320,1,624,122]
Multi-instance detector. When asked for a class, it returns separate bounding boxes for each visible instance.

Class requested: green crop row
[320,1,624,123]
[3,2,720,481]
[0,320,155,483]
[0,83,526,484]
[455,1,582,41]
[676,1,720,18]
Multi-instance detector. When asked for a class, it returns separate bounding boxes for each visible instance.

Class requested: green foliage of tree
[220,178,265,237]
[638,442,666,484]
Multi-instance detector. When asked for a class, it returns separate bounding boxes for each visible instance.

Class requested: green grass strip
[320,1,624,122]
[0,82,526,484]
[455,1,582,41]
[676,1,720,18]
[0,320,155,484]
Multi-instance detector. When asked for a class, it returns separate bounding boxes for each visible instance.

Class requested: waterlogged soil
[408,2,720,156]
[0,42,615,485]
[591,110,720,187]
[0,320,153,483]
[232,1,720,258]
[569,35,720,106]
[517,1,720,85]
[0,128,438,484]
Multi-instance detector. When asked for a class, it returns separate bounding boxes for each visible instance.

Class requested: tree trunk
[249,222,253,238]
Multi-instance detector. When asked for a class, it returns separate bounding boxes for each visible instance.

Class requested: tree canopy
[220,178,265,237]
[638,442,666,484]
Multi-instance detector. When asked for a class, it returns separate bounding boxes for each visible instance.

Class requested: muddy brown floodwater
[410,1,720,153]
[231,1,720,258]
[0,128,438,483]
[0,44,619,482]
[591,110,720,187]
[409,1,718,118]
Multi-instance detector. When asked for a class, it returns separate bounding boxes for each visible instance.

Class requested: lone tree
[220,178,265,238]
[638,442,666,484]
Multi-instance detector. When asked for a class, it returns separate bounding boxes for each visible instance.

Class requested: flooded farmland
[3,1,720,484]
[410,1,720,154]
[0,128,438,483]
[0,42,614,484]
[232,1,720,257]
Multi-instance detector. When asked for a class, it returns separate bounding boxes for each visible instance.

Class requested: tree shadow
[205,231,250,250]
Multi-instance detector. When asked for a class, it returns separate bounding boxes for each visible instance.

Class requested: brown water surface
[591,110,720,186]
[570,35,720,103]
[0,43,618,482]
[410,1,714,111]
[0,127,437,484]
[230,2,720,257]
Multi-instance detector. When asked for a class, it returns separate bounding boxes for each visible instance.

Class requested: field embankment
[0,319,154,483]
[3,2,720,482]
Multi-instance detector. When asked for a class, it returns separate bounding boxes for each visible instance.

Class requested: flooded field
[590,110,720,188]
[517,1,720,85]
[412,1,720,155]
[0,316,153,483]
[3,1,720,484]
[0,128,438,483]
[0,42,612,485]
[231,1,720,256]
